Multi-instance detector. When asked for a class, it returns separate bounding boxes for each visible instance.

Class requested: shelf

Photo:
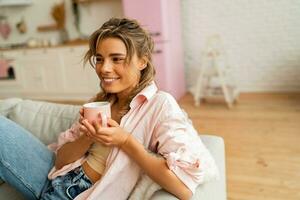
[73,0,101,4]
[0,79,20,86]
[37,24,60,32]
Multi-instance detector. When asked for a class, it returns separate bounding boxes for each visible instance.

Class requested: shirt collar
[129,81,158,108]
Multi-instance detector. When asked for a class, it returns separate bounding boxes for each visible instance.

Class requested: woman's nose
[101,60,113,72]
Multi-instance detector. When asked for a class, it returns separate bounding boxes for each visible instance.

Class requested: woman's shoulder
[151,90,176,103]
[150,90,182,114]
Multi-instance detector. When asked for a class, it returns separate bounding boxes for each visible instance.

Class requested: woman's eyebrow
[95,53,126,57]
[109,53,126,57]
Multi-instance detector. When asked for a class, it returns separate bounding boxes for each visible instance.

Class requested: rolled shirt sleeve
[152,110,219,194]
[47,122,86,180]
[47,122,82,153]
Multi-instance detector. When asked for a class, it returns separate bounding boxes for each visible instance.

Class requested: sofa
[0,98,227,200]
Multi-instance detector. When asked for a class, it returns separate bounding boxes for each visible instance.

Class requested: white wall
[181,0,300,92]
[0,0,123,45]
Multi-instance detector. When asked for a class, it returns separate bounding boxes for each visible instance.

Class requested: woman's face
[95,37,145,98]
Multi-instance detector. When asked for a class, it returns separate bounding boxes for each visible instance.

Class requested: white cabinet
[17,49,62,93]
[59,47,99,94]
[0,45,100,101]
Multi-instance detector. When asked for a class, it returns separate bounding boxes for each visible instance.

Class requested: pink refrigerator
[122,0,186,100]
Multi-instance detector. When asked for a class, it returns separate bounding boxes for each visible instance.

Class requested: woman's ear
[138,57,148,70]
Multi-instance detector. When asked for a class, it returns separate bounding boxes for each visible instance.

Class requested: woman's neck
[114,100,125,110]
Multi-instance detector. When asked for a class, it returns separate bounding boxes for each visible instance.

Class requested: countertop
[0,39,89,52]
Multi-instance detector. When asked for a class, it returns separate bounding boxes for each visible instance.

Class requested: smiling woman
[84,18,156,118]
[0,18,218,200]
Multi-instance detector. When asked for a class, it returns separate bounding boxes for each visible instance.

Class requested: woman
[0,18,218,200]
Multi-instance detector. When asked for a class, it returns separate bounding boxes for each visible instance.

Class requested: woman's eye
[112,57,124,63]
[96,58,104,63]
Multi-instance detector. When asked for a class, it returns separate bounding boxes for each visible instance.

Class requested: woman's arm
[81,119,192,200]
[55,134,93,169]
[121,135,192,200]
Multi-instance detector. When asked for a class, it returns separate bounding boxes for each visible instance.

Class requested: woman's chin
[101,86,118,94]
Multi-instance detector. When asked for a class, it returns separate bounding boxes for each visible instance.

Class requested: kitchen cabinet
[59,47,99,94]
[0,46,100,101]
[122,0,186,99]
[17,49,62,93]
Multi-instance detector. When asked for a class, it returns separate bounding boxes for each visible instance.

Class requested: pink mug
[83,102,111,127]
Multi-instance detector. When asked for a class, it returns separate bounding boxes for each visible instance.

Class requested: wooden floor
[178,93,300,200]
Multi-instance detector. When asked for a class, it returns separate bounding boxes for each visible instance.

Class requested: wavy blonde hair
[84,18,156,117]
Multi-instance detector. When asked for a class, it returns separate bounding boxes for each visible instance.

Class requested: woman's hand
[80,118,130,148]
[79,107,84,124]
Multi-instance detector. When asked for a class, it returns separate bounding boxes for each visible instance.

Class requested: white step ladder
[193,35,239,108]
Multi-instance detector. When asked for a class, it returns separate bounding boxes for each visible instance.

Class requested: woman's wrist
[120,133,132,149]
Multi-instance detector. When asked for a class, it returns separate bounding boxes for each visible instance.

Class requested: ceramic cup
[83,101,111,127]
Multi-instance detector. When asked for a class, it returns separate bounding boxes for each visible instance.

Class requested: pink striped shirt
[48,82,218,200]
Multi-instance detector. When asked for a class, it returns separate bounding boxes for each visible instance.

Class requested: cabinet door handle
[150,32,161,37]
[154,50,162,54]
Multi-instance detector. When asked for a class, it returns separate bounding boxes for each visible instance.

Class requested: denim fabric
[0,116,54,200]
[40,166,93,200]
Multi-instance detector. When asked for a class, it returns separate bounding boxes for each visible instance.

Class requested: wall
[0,0,123,45]
[181,0,300,92]
[1,0,300,92]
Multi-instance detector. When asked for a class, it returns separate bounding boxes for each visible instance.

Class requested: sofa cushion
[6,99,81,145]
[0,98,23,117]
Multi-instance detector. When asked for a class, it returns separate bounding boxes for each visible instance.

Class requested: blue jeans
[40,166,93,200]
[0,116,92,200]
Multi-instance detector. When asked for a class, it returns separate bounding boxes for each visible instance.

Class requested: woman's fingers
[79,108,84,124]
[79,124,87,132]
[83,118,123,147]
[92,121,113,135]
[107,118,119,127]
[79,108,84,116]
[90,129,112,145]
[81,119,113,146]
[96,134,112,144]
[93,120,101,133]
[82,120,96,135]
[80,124,93,138]
[79,116,84,124]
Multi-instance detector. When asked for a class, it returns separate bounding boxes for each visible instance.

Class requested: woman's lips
[102,77,120,84]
